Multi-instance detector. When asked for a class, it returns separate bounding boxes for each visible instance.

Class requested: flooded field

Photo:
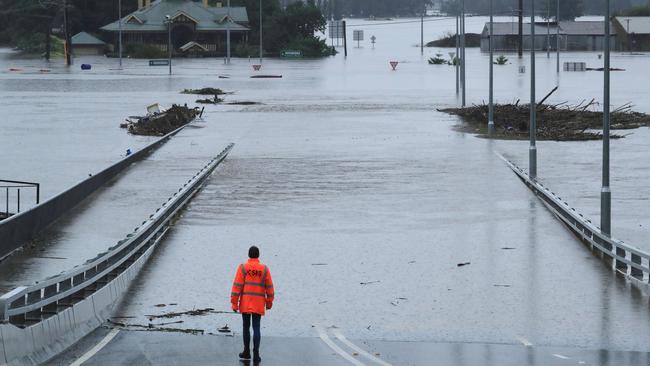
[2,16,650,354]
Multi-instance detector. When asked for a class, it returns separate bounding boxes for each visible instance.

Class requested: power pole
[556,0,560,73]
[343,20,348,57]
[546,0,550,58]
[518,0,523,58]
[455,15,459,95]
[601,0,612,235]
[529,0,537,178]
[420,1,424,55]
[461,0,466,107]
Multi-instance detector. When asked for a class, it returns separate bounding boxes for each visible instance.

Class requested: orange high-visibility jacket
[231,258,274,315]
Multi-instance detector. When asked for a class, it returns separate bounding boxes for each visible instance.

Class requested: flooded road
[2,16,650,357]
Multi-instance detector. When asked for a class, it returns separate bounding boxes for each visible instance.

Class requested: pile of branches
[123,104,201,136]
[182,87,226,104]
[439,99,650,141]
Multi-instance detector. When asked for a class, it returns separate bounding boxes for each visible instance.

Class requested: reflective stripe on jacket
[231,258,274,315]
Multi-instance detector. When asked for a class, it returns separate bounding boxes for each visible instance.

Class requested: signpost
[353,30,364,48]
[149,59,170,66]
[329,20,344,46]
[371,35,376,49]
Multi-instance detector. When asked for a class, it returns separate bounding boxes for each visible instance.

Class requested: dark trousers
[242,313,261,352]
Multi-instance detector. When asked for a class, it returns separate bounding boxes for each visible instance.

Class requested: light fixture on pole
[529,0,537,178]
[601,0,611,235]
[488,0,495,137]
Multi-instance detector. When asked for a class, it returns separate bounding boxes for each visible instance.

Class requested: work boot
[253,350,261,362]
[239,349,251,360]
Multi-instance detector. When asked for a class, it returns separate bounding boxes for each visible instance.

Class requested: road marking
[316,326,366,366]
[518,337,533,347]
[69,328,120,366]
[331,329,393,366]
[552,353,570,360]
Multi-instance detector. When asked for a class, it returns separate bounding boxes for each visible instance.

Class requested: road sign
[353,30,364,41]
[253,64,262,71]
[329,21,344,39]
[149,59,170,66]
[281,50,303,58]
[390,61,399,70]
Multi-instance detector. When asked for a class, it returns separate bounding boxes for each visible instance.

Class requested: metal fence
[0,143,234,325]
[0,180,39,219]
[503,157,650,282]
[0,125,187,261]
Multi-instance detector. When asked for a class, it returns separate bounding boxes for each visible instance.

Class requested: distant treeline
[318,0,432,18]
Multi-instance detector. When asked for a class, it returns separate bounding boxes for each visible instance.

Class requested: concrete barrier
[0,144,234,366]
[0,124,189,260]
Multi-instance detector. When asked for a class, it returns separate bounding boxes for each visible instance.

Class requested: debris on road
[145,307,227,320]
[440,101,650,141]
[218,325,231,333]
[181,87,225,96]
[122,104,200,136]
[493,284,512,288]
[311,263,328,266]
[501,247,517,250]
[457,262,471,267]
[360,280,380,285]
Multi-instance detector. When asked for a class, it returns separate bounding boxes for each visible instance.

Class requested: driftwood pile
[440,100,650,141]
[182,88,225,104]
[122,104,200,136]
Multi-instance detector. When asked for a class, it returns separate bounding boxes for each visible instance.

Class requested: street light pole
[601,0,611,235]
[546,0,550,58]
[260,0,264,64]
[460,0,466,107]
[420,1,424,55]
[488,0,495,137]
[226,0,231,64]
[118,0,123,69]
[556,0,560,73]
[530,0,537,178]
[455,15,459,95]
[166,16,172,75]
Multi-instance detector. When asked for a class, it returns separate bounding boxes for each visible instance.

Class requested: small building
[481,21,617,53]
[100,0,249,56]
[71,32,106,56]
[613,16,650,52]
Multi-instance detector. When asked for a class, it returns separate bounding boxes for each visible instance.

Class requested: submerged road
[0,123,229,293]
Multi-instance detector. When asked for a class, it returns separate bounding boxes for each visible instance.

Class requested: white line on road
[316,326,366,366]
[552,353,571,360]
[331,329,393,366]
[69,328,120,366]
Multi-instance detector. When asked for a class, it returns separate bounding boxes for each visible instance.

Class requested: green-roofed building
[101,0,250,56]
[71,32,107,56]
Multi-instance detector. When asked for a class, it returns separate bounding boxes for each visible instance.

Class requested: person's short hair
[248,246,260,259]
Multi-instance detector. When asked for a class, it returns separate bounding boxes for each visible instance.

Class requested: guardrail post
[630,253,643,280]
[615,246,628,272]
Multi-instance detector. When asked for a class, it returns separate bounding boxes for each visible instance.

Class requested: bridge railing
[504,158,650,282]
[0,143,234,325]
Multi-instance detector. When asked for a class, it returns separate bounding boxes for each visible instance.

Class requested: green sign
[149,59,170,66]
[280,50,303,58]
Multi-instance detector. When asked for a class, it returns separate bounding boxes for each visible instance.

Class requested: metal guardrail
[0,143,234,325]
[0,180,39,218]
[503,156,650,282]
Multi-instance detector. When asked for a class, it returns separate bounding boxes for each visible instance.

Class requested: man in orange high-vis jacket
[231,246,274,362]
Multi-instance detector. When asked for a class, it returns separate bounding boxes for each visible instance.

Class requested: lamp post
[460,0,466,107]
[118,0,123,69]
[456,15,459,95]
[260,0,264,64]
[529,0,537,178]
[601,0,611,235]
[556,0,560,73]
[488,0,495,137]
[226,0,231,64]
[165,15,172,75]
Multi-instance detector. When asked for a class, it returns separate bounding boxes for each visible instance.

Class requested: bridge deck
[0,124,226,293]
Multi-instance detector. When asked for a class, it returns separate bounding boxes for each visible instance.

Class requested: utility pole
[488,0,495,137]
[601,0,612,235]
[260,0,264,64]
[518,0,523,58]
[226,0,231,64]
[529,0,537,178]
[343,20,348,57]
[118,0,123,69]
[556,0,560,72]
[461,0,466,107]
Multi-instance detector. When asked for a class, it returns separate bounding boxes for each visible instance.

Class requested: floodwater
[2,16,650,356]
